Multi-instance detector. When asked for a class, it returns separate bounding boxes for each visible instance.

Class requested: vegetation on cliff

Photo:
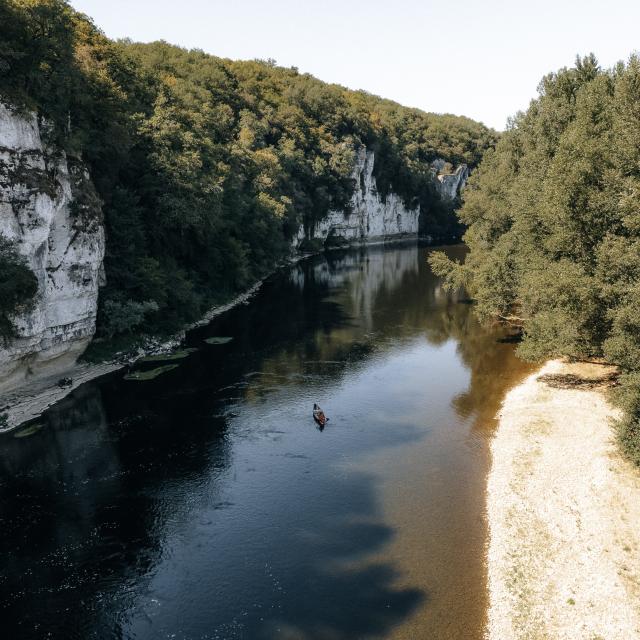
[430,54,640,464]
[0,0,495,338]
[0,237,38,340]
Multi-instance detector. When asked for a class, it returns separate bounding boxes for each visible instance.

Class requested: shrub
[0,235,38,339]
[99,299,159,339]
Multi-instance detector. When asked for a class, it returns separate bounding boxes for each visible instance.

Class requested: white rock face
[0,103,105,393]
[293,147,467,249]
[293,147,418,248]
[431,159,469,201]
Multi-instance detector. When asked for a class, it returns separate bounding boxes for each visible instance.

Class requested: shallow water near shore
[0,244,534,639]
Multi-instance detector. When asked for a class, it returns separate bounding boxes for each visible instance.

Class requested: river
[0,244,533,639]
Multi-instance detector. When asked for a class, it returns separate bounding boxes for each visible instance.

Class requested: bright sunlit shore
[487,360,640,639]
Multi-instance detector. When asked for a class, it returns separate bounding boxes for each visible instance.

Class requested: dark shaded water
[0,245,533,640]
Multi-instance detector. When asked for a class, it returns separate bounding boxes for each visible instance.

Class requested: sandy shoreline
[487,359,640,639]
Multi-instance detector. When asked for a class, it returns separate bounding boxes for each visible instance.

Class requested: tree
[429,54,640,464]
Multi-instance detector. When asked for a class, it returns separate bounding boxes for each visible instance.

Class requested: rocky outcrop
[293,147,468,250]
[0,103,104,393]
[293,147,418,249]
[430,159,469,201]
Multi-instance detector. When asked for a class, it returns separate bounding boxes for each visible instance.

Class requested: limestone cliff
[0,103,104,392]
[430,158,469,201]
[293,146,468,249]
[0,109,468,395]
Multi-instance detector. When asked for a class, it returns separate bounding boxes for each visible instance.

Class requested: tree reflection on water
[0,243,531,639]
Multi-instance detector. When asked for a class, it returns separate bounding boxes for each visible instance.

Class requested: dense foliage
[0,236,38,340]
[0,0,495,337]
[430,54,640,464]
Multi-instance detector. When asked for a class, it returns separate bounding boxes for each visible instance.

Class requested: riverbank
[0,277,268,432]
[1,239,432,433]
[487,359,640,639]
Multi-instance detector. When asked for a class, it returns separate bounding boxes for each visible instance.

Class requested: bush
[0,235,38,339]
[298,237,325,253]
[99,299,159,339]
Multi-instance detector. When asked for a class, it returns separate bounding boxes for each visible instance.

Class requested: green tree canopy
[430,54,640,464]
[1,0,495,338]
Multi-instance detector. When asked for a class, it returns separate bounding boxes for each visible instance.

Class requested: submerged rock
[123,364,180,381]
[204,337,234,345]
[138,348,198,363]
[13,422,44,438]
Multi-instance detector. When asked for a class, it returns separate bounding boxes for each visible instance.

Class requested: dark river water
[0,244,533,640]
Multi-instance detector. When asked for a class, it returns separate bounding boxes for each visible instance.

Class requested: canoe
[313,404,327,427]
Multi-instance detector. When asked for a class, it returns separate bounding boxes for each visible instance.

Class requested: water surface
[0,244,533,639]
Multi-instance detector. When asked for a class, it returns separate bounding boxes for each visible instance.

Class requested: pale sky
[69,0,640,131]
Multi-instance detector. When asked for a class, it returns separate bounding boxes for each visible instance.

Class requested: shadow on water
[0,247,427,639]
[0,244,527,639]
[1,398,423,639]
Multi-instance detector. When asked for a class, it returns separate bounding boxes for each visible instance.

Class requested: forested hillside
[0,0,495,339]
[430,54,640,463]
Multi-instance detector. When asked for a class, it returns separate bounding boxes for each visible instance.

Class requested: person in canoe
[313,403,328,428]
